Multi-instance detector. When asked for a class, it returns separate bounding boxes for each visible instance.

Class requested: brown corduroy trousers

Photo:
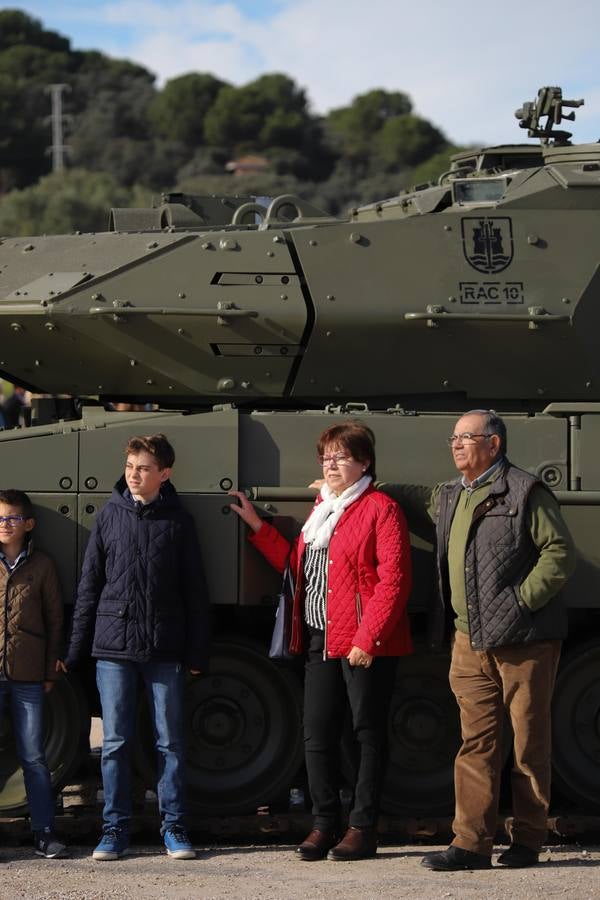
[449,630,561,856]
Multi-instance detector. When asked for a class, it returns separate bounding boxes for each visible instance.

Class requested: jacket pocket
[503,586,532,640]
[94,600,128,652]
[514,585,532,618]
[355,592,363,625]
[8,630,46,680]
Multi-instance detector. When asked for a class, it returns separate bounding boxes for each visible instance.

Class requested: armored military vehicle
[1,86,599,819]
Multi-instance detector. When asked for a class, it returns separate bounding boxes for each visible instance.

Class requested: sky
[9,0,600,147]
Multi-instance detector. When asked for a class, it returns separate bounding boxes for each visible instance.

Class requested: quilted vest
[433,463,567,650]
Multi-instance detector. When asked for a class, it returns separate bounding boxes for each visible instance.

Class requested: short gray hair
[464,409,507,455]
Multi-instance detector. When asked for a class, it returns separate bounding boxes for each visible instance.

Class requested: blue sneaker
[163,825,195,859]
[92,826,129,861]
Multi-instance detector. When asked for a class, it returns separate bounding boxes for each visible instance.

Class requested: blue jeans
[0,680,55,832]
[96,659,186,831]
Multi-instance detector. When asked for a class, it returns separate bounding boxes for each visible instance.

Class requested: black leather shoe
[421,845,492,871]
[496,843,539,867]
[295,829,338,861]
[328,826,378,861]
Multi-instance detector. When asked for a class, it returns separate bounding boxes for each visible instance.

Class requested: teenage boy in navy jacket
[63,433,209,860]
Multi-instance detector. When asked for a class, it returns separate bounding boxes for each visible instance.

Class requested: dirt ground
[3,722,596,898]
[1,842,599,900]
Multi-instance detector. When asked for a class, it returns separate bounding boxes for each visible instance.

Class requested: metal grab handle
[0,303,258,319]
[247,487,317,500]
[554,491,600,505]
[0,304,48,314]
[89,306,258,318]
[405,306,570,329]
[405,312,570,323]
[404,306,571,323]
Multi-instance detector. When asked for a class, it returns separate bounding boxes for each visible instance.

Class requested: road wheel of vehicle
[0,674,90,814]
[380,651,462,815]
[134,640,304,814]
[551,640,600,812]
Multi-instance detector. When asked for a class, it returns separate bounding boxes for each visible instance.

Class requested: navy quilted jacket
[65,478,209,670]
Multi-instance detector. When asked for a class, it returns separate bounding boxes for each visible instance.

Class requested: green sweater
[378,475,575,636]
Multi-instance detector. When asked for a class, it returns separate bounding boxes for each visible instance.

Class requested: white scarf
[302,475,372,550]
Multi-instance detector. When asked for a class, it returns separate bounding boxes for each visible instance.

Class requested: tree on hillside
[0,19,75,190]
[204,73,334,179]
[149,72,228,147]
[0,8,70,53]
[0,169,148,235]
[204,73,307,149]
[0,12,162,191]
[67,53,166,187]
[375,114,447,169]
[0,10,459,211]
[69,53,155,132]
[326,89,413,165]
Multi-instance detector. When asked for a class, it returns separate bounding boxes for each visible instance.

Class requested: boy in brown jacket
[0,489,68,858]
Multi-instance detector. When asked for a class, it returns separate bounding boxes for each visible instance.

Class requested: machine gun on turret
[515,85,584,144]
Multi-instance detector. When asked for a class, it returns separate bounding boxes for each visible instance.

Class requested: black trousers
[303,627,397,831]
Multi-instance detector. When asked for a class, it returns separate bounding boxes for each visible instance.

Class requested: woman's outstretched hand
[228,491,263,533]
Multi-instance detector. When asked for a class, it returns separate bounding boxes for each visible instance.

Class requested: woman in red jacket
[230,422,413,862]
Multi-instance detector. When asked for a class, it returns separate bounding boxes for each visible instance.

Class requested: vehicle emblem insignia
[461,217,513,274]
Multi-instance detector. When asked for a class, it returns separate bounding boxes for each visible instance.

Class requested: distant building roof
[225,155,270,176]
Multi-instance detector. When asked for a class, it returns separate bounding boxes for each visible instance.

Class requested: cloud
[19,0,600,145]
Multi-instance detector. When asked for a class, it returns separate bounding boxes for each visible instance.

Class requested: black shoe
[497,843,539,868]
[33,828,69,859]
[421,845,492,871]
[295,829,338,861]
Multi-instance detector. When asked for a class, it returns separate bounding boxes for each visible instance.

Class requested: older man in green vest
[380,409,575,871]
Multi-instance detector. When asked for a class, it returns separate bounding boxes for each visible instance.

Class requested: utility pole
[45,83,71,172]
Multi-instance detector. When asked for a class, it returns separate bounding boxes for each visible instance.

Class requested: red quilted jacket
[249,485,413,658]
